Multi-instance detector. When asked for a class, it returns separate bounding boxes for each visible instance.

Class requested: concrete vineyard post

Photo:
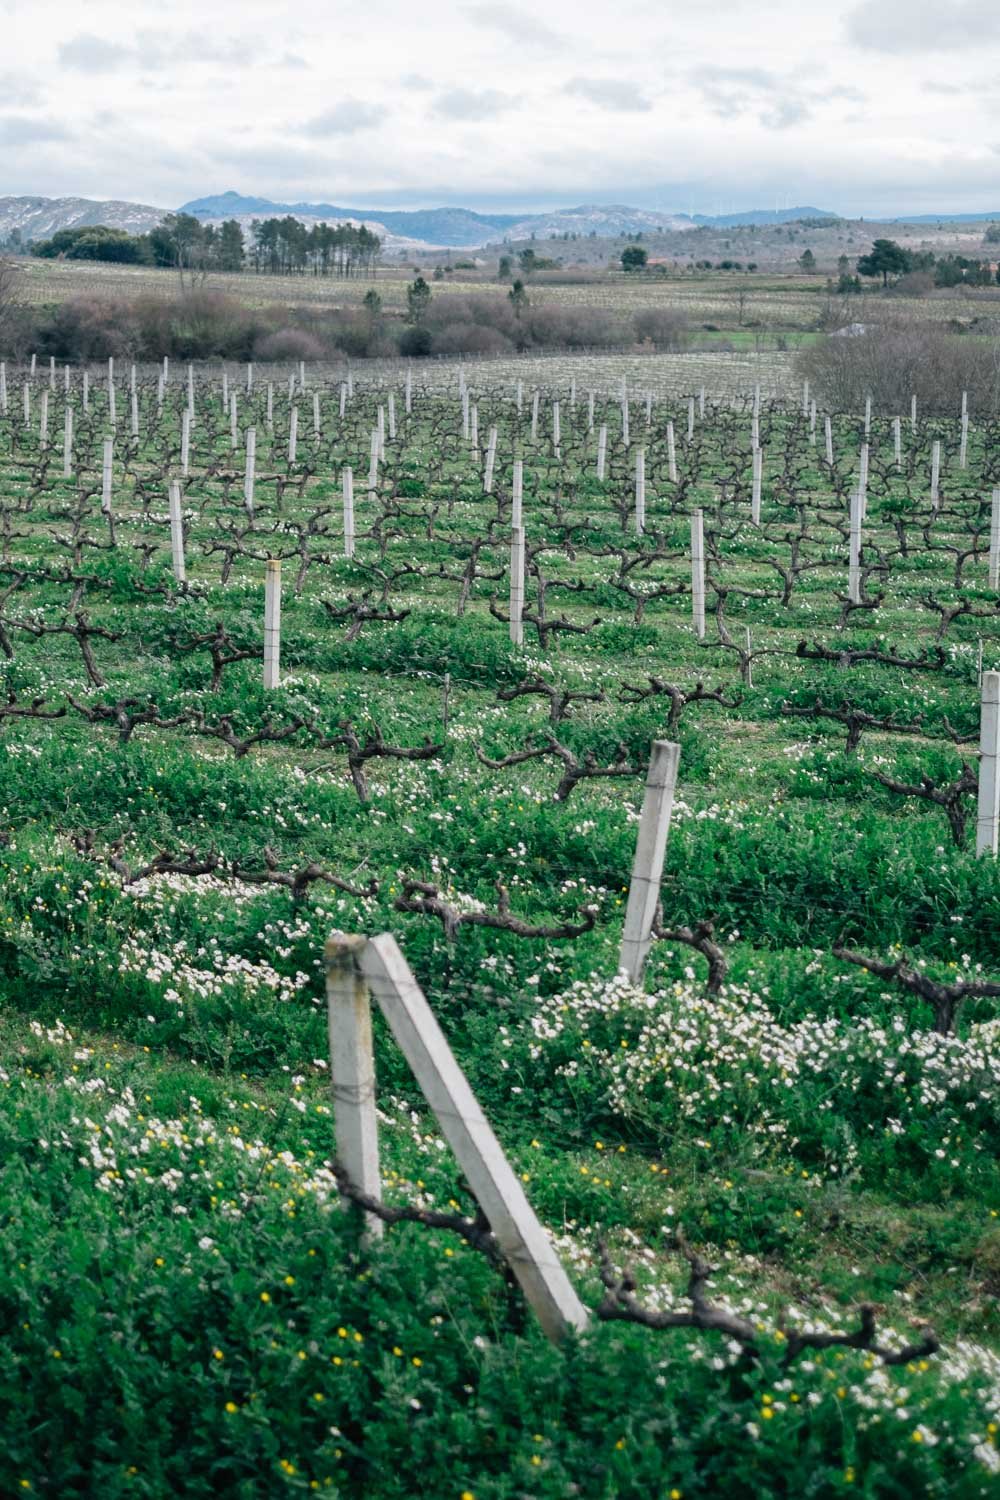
[699,384,706,419]
[368,431,379,494]
[751,412,759,451]
[377,404,385,459]
[247,362,253,394]
[825,416,833,467]
[667,421,677,483]
[977,671,1000,857]
[911,394,917,433]
[960,410,969,470]
[101,437,113,516]
[751,445,762,525]
[325,936,384,1240]
[990,488,1000,590]
[244,428,256,518]
[0,363,6,416]
[266,384,274,430]
[809,401,817,443]
[405,368,413,414]
[39,390,48,447]
[802,378,809,416]
[299,360,306,391]
[509,526,525,647]
[470,403,479,452]
[530,389,539,442]
[849,489,862,605]
[230,393,238,451]
[187,363,194,416]
[130,389,139,440]
[691,510,705,641]
[222,369,229,410]
[483,426,498,494]
[552,400,560,455]
[263,560,281,690]
[388,393,396,441]
[29,353,36,381]
[343,468,355,559]
[687,396,695,440]
[83,371,89,414]
[48,355,55,391]
[858,442,869,522]
[596,424,607,481]
[162,355,169,384]
[893,416,902,467]
[313,392,322,439]
[22,384,29,428]
[618,740,681,984]
[587,390,595,431]
[622,399,630,450]
[63,405,73,479]
[168,480,185,584]
[931,440,941,509]
[181,409,191,478]
[634,448,645,535]
[108,379,116,428]
[356,933,590,1342]
[512,459,523,529]
[864,395,871,438]
[288,406,298,465]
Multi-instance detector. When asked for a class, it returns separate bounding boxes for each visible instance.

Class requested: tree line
[26,214,382,279]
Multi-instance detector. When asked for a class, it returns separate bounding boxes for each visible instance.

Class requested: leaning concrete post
[666,421,677,483]
[691,510,705,640]
[825,415,833,466]
[263,560,281,690]
[977,671,1000,857]
[849,489,862,605]
[930,440,941,509]
[512,459,523,529]
[358,933,589,1340]
[101,436,113,516]
[596,424,607,480]
[990,488,1000,590]
[751,445,762,525]
[244,427,256,517]
[634,448,645,535]
[325,935,383,1239]
[168,480,186,583]
[181,409,191,477]
[63,405,73,479]
[509,526,525,647]
[342,468,355,558]
[618,740,681,984]
[530,388,539,442]
[288,406,298,465]
[483,425,498,493]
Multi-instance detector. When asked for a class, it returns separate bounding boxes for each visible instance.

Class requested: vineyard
[1,353,1000,1498]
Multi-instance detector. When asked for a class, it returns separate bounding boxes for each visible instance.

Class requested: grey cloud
[846,0,1000,52]
[433,88,520,120]
[57,34,131,72]
[467,4,565,50]
[688,65,859,131]
[565,77,651,112]
[0,114,71,145]
[400,73,435,91]
[299,102,388,137]
[0,71,42,105]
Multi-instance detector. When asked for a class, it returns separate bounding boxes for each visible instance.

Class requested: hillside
[0,195,166,242]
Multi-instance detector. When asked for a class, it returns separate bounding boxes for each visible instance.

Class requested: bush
[253,328,326,362]
[632,308,688,349]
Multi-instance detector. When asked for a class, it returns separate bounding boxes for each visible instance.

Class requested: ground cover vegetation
[0,350,998,1497]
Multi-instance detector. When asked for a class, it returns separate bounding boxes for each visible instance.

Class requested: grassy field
[1,357,999,1497]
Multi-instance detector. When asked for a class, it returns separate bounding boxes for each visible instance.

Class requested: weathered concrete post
[168,479,186,583]
[596,423,607,481]
[849,488,862,605]
[509,526,525,647]
[618,740,681,984]
[63,404,73,479]
[666,421,677,483]
[691,509,705,640]
[825,415,834,467]
[181,408,191,478]
[101,436,113,516]
[263,560,281,690]
[751,445,762,525]
[930,439,941,509]
[325,935,383,1239]
[244,427,256,517]
[976,670,1000,857]
[634,447,645,535]
[483,425,498,493]
[512,458,524,529]
[893,416,902,467]
[288,406,298,465]
[343,467,355,558]
[989,487,1000,591]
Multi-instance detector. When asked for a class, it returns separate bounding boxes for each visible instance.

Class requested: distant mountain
[180,192,521,248]
[0,195,166,242]
[691,207,838,227]
[500,203,692,239]
[880,212,1000,224]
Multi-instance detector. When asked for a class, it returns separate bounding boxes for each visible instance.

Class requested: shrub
[253,328,326,361]
[398,325,433,357]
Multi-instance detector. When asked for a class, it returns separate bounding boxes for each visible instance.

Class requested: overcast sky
[4,0,1000,216]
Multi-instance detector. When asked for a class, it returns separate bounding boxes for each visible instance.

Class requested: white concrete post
[313,391,322,439]
[187,363,194,415]
[621,399,630,449]
[63,404,73,478]
[699,384,706,419]
[107,379,116,427]
[825,415,833,467]
[552,400,560,453]
[530,389,539,441]
[802,378,809,416]
[247,361,254,394]
[298,360,306,390]
[22,383,29,427]
[368,430,379,494]
[960,410,969,470]
[387,392,396,440]
[82,371,89,413]
[618,740,681,984]
[512,458,523,529]
[691,510,705,640]
[893,416,902,467]
[931,440,941,509]
[357,933,589,1340]
[634,448,646,535]
[484,425,498,493]
[266,383,274,430]
[263,560,281,690]
[29,353,36,380]
[667,421,677,483]
[130,388,139,440]
[405,368,412,414]
[343,467,355,558]
[977,671,1000,857]
[587,390,595,431]
[244,427,256,517]
[377,403,385,458]
[39,390,48,447]
[230,392,238,451]
[162,355,169,384]
[687,396,695,440]
[864,394,871,438]
[101,436,113,516]
[751,445,762,525]
[911,394,917,433]
[509,526,525,647]
[181,409,191,478]
[222,369,229,409]
[325,935,383,1239]
[849,489,862,605]
[810,400,817,443]
[990,487,1000,591]
[596,424,607,481]
[48,355,55,390]
[288,406,298,465]
[168,479,186,583]
[470,403,479,451]
[858,441,869,522]
[0,363,6,415]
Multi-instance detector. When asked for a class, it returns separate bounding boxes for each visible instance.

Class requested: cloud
[565,77,652,112]
[0,71,41,106]
[299,102,388,137]
[467,3,565,50]
[400,73,434,91]
[0,114,71,145]
[57,33,131,72]
[433,88,520,120]
[846,0,1000,52]
[687,66,861,132]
